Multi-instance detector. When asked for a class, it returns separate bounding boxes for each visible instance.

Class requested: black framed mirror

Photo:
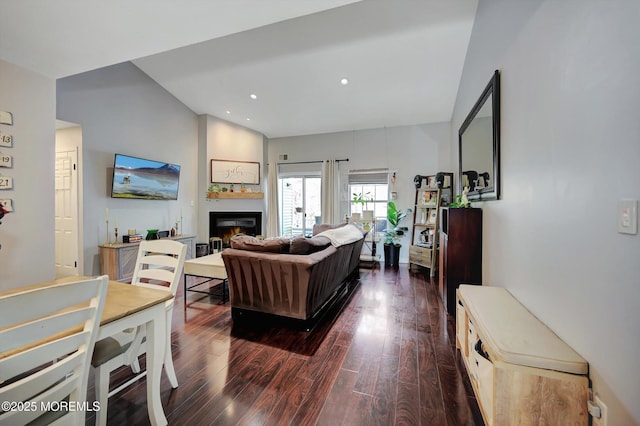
[458,70,500,200]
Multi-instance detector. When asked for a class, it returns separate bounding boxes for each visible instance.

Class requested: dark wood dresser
[438,207,482,315]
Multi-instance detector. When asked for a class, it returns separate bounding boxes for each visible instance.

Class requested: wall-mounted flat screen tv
[111,153,180,200]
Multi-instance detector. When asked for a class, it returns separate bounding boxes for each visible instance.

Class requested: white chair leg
[163,308,179,388]
[95,366,110,426]
[128,325,145,374]
[131,356,142,374]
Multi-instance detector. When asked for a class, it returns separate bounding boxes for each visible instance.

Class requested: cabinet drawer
[409,246,432,265]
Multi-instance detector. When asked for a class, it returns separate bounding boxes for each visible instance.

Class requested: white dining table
[0,276,173,426]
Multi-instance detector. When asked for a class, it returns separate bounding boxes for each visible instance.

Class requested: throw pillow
[230,234,290,253]
[289,236,332,255]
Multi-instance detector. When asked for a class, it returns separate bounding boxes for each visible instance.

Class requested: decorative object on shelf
[0,110,13,125]
[428,176,437,189]
[413,174,424,189]
[383,201,411,268]
[0,153,13,168]
[0,132,12,148]
[123,234,143,243]
[449,187,471,208]
[105,208,111,245]
[206,191,264,199]
[0,175,12,190]
[210,159,260,184]
[146,229,159,240]
[426,209,437,225]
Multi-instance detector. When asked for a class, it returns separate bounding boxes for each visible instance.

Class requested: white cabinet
[456,285,589,426]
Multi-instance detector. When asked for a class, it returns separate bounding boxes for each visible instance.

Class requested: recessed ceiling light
[246,118,251,121]
[250,94,257,100]
[226,110,231,114]
[340,78,349,85]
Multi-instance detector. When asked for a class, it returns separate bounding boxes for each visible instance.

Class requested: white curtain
[266,162,280,238]
[321,159,338,224]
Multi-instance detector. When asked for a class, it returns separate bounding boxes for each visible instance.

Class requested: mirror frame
[458,70,501,201]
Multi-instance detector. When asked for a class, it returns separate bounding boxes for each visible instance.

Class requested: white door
[55,149,78,277]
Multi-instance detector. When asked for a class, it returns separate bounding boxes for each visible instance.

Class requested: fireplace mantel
[207,192,264,199]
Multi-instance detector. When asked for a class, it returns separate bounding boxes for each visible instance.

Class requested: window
[348,170,389,230]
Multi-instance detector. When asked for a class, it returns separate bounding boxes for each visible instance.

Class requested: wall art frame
[210,159,260,184]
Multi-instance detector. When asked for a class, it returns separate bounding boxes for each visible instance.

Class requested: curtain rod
[272,158,349,166]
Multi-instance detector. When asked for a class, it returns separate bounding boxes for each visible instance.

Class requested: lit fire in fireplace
[221,227,245,246]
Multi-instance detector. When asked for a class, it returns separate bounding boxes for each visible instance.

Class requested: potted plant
[383,201,412,268]
[352,192,373,224]
[449,187,471,208]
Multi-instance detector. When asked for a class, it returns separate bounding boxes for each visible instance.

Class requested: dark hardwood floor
[87,265,482,426]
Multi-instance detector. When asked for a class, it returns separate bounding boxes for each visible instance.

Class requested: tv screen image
[111,154,180,200]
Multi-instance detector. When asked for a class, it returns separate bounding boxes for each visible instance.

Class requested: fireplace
[209,211,262,247]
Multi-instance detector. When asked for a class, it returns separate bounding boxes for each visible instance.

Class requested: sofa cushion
[230,235,290,253]
[289,236,332,255]
[312,222,347,236]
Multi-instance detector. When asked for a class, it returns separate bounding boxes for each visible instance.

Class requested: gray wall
[57,62,199,275]
[0,60,56,290]
[452,1,640,423]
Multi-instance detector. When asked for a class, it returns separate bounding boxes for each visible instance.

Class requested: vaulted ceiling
[1,0,477,138]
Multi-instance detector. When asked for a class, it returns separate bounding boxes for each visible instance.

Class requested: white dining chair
[91,239,186,426]
[0,275,108,426]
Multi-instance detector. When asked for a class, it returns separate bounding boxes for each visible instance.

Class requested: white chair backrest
[0,275,108,426]
[131,239,187,296]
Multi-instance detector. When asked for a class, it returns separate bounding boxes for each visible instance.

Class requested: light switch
[617,199,637,235]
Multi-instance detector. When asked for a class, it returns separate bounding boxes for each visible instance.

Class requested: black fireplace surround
[210,211,262,247]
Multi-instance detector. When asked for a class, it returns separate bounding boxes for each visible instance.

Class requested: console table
[99,235,195,282]
[456,285,589,425]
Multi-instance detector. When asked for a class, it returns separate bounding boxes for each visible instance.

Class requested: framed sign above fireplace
[210,159,260,184]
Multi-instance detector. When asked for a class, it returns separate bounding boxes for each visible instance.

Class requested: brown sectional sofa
[221,223,365,325]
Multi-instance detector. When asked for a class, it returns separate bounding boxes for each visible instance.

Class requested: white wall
[197,115,266,243]
[0,60,56,290]
[452,1,640,423]
[268,123,451,262]
[57,62,199,275]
